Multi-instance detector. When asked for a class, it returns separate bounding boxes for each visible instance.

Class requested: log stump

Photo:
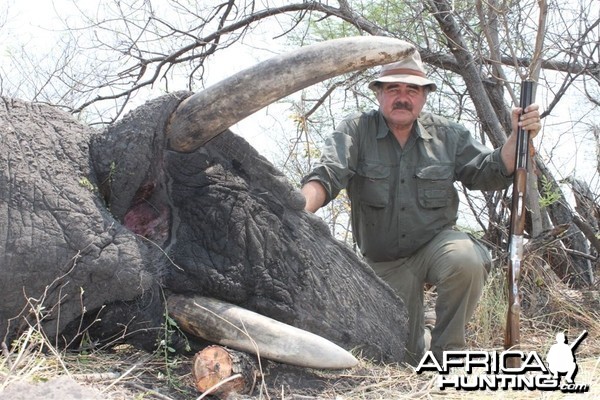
[192,345,260,398]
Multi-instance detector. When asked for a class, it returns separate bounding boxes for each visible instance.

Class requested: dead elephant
[0,37,411,366]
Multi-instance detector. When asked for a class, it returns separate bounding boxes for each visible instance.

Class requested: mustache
[392,101,412,111]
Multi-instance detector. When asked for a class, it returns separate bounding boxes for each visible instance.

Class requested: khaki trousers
[368,229,491,366]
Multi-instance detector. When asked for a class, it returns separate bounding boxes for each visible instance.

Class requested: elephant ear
[0,98,157,341]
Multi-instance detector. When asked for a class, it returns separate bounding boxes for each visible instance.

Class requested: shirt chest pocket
[416,164,454,209]
[355,162,391,208]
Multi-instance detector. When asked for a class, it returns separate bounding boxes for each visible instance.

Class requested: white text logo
[415,330,589,393]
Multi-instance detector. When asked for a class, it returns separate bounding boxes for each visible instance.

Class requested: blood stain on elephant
[123,182,171,243]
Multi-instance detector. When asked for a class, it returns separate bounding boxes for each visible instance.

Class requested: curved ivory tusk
[167,36,415,152]
[167,294,359,369]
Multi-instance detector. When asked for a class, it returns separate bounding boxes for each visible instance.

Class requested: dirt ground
[0,376,103,400]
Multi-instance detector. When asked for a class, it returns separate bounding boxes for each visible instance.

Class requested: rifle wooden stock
[504,80,534,368]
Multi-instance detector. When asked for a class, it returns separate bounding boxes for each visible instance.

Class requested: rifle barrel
[505,80,535,368]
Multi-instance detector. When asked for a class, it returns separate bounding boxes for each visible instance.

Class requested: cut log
[167,294,359,369]
[192,345,259,399]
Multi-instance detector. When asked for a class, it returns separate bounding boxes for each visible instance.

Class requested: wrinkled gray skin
[0,91,408,363]
[0,97,163,348]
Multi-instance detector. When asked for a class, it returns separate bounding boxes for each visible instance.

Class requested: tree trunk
[537,161,593,287]
[426,0,507,148]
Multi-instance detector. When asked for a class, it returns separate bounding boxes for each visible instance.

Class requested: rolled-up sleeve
[301,120,358,206]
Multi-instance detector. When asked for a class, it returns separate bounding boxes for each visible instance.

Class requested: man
[300,50,541,365]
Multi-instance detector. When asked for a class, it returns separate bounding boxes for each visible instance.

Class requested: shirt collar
[376,110,433,141]
[416,118,433,140]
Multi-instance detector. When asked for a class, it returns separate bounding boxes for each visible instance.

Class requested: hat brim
[368,74,437,92]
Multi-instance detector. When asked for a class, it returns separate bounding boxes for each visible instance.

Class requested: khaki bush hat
[368,51,437,92]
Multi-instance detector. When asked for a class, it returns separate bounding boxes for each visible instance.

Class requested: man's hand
[501,103,542,175]
[512,103,542,139]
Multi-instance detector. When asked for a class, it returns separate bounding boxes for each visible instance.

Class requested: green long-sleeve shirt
[302,109,512,262]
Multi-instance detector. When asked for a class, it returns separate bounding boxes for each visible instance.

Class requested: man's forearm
[301,180,327,213]
[500,134,517,175]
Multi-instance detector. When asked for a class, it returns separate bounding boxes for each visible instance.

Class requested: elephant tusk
[166,36,415,152]
[166,294,359,369]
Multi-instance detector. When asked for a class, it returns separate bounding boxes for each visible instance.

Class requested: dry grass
[1,262,599,399]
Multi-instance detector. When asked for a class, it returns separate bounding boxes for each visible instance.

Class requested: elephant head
[1,37,412,364]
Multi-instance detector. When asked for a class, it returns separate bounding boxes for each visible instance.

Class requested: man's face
[376,82,428,129]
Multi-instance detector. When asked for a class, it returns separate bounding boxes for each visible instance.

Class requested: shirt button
[400,179,405,183]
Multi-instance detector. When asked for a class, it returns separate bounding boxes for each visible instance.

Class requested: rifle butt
[504,301,522,368]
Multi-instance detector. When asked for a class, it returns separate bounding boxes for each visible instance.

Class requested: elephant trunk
[166,36,415,152]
